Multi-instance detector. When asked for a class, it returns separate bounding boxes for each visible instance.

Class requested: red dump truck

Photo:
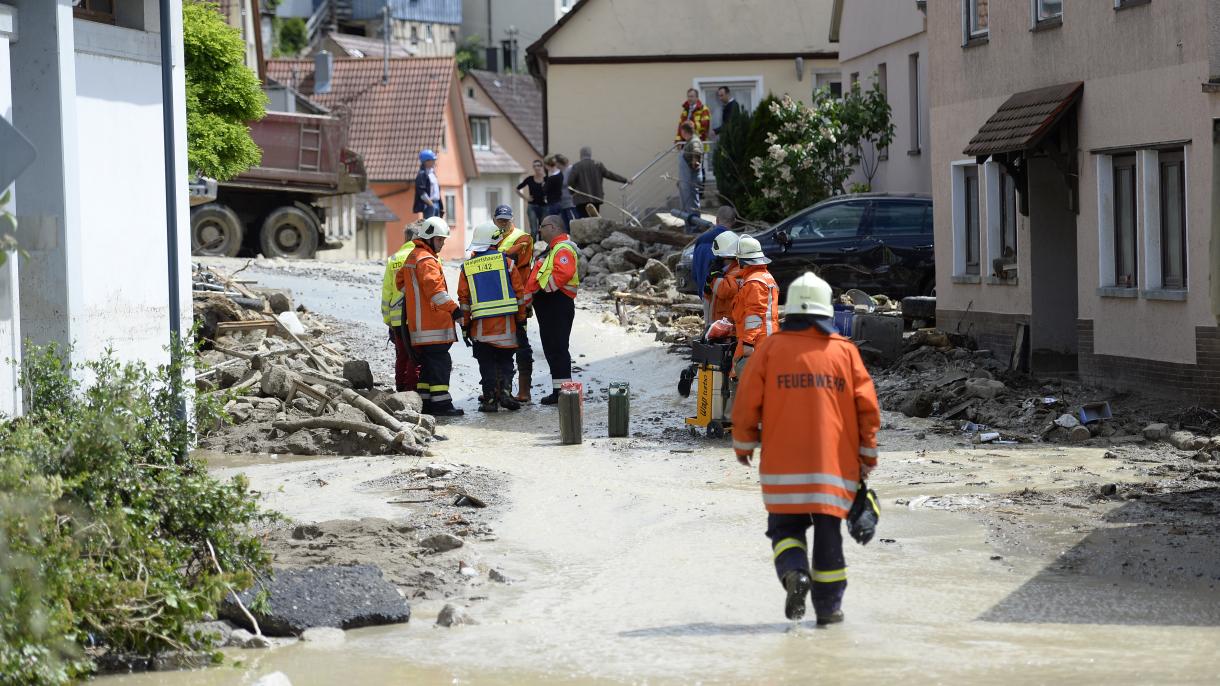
[190,111,365,258]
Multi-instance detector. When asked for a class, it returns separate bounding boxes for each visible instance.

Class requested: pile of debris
[193,264,437,457]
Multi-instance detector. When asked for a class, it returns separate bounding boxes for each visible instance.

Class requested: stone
[425,463,452,478]
[602,273,633,292]
[419,533,464,553]
[1099,483,1119,496]
[963,378,1006,401]
[284,430,321,456]
[569,217,618,245]
[151,651,213,671]
[1143,423,1170,440]
[220,565,411,637]
[190,620,236,648]
[216,362,252,389]
[488,568,514,584]
[436,603,478,627]
[600,231,642,251]
[1054,413,1080,429]
[342,360,375,390]
[642,258,673,284]
[229,404,253,424]
[253,672,294,686]
[291,397,317,413]
[227,628,272,649]
[300,627,346,645]
[292,523,323,540]
[1068,425,1092,443]
[605,247,647,273]
[257,290,293,314]
[261,365,302,401]
[898,392,934,419]
[1170,431,1209,451]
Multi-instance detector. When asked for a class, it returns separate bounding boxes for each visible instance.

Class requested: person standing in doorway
[395,217,463,416]
[413,149,443,220]
[714,86,742,137]
[675,87,711,143]
[492,204,537,403]
[732,271,880,624]
[516,159,547,238]
[568,147,630,219]
[526,215,580,405]
[677,121,704,214]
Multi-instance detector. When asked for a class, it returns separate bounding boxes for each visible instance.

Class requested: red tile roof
[468,70,544,155]
[266,57,457,181]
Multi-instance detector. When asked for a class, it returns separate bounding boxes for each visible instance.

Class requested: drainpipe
[159,0,186,425]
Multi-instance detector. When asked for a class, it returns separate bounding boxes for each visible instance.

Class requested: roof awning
[963,82,1083,157]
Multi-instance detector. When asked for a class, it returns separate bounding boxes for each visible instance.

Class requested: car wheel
[921,277,937,297]
[190,204,244,257]
[260,206,320,259]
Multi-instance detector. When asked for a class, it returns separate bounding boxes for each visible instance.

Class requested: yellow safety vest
[497,227,527,254]
[536,239,581,297]
[381,242,415,326]
[464,251,519,319]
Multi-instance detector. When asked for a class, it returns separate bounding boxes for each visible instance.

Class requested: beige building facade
[831,0,930,194]
[930,0,1220,403]
[528,0,837,214]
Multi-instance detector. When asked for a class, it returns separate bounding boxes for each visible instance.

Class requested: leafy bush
[274,17,308,57]
[0,343,271,684]
[711,107,752,214]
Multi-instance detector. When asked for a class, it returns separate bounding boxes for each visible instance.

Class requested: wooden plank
[216,320,278,334]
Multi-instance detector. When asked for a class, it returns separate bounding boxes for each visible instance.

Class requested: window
[1034,0,1062,24]
[410,25,419,43]
[870,202,929,236]
[787,201,866,240]
[908,53,921,154]
[486,189,501,217]
[74,0,115,23]
[964,166,981,275]
[1113,155,1138,287]
[876,63,888,160]
[1115,0,1150,10]
[829,82,843,98]
[985,161,1018,280]
[814,72,842,100]
[449,29,457,43]
[850,72,860,87]
[470,117,491,150]
[444,193,457,226]
[425,24,434,43]
[1159,150,1187,289]
[440,126,447,151]
[964,0,989,42]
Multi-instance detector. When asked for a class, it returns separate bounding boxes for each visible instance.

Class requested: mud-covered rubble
[193,263,439,457]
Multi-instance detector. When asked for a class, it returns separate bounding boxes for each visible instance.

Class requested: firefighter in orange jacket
[395,217,464,416]
[459,222,527,413]
[492,204,537,403]
[704,230,742,324]
[731,271,881,625]
[730,235,780,375]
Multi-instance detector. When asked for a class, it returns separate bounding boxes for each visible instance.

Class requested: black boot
[782,571,811,621]
[431,404,465,417]
[540,390,560,405]
[497,381,521,411]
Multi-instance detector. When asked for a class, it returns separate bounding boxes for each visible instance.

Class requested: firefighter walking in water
[459,222,527,413]
[731,271,881,624]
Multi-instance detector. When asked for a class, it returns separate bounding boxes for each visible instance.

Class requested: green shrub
[711,108,752,215]
[0,343,271,684]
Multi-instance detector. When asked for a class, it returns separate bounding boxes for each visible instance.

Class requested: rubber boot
[782,570,811,621]
[498,381,522,411]
[513,371,532,403]
[540,389,560,406]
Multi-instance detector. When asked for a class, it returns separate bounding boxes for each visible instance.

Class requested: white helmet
[736,235,771,265]
[467,221,501,252]
[712,231,740,258]
[784,271,834,318]
[418,216,451,240]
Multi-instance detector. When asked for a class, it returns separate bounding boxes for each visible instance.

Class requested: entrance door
[1027,157,1079,374]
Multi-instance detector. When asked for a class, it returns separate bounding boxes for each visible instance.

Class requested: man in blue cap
[413,149,442,219]
[492,204,538,402]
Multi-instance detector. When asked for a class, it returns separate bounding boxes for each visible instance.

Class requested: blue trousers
[767,513,847,616]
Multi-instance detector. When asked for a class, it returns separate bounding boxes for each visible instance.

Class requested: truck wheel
[260,206,319,259]
[190,204,243,257]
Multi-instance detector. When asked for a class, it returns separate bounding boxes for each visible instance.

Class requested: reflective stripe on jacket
[463,252,519,319]
[458,248,526,348]
[707,262,742,324]
[395,239,458,347]
[497,226,535,302]
[528,235,580,300]
[381,242,416,326]
[731,266,779,361]
[730,328,881,517]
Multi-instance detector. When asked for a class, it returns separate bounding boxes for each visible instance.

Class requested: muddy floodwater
[101,260,1220,684]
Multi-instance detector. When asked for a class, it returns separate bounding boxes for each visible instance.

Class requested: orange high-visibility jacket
[395,239,458,347]
[731,265,780,361]
[458,251,527,349]
[497,227,535,292]
[731,327,881,518]
[707,261,742,323]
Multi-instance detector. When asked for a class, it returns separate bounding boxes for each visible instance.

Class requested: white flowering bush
[746,80,894,221]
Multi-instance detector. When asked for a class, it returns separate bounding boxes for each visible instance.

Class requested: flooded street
[104,260,1220,685]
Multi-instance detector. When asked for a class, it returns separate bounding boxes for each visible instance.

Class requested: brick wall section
[937,309,1029,363]
[1078,321,1220,406]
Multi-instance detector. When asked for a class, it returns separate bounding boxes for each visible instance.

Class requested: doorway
[1027,156,1079,375]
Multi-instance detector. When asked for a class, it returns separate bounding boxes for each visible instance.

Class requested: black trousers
[473,342,515,398]
[766,513,847,617]
[415,343,454,410]
[532,291,574,389]
[515,319,533,375]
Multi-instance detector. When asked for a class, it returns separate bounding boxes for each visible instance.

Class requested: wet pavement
[102,259,1220,684]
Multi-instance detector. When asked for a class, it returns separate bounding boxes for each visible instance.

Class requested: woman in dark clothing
[543,156,565,222]
[516,159,547,238]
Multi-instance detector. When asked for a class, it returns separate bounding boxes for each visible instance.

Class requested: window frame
[876,63,889,161]
[1158,149,1187,290]
[908,53,921,155]
[1112,154,1139,288]
[1114,0,1151,10]
[74,0,116,24]
[963,0,989,44]
[963,166,981,275]
[1031,0,1063,28]
[470,117,491,151]
[444,192,457,226]
[785,200,868,241]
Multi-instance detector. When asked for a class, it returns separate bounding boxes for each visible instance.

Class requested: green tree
[711,107,752,215]
[274,17,308,57]
[183,0,266,181]
[456,35,485,75]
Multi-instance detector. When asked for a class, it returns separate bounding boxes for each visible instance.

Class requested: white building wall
[466,174,523,230]
[0,4,20,416]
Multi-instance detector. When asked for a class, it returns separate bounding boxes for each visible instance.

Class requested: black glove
[451,308,463,322]
[461,326,472,347]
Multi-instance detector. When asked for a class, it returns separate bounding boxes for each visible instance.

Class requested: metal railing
[618,142,718,225]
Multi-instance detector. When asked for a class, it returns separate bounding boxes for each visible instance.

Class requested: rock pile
[193,264,437,456]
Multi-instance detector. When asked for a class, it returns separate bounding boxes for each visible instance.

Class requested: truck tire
[190,203,244,257]
[260,206,319,259]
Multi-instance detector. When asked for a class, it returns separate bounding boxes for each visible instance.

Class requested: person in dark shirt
[516,159,547,238]
[543,155,565,220]
[715,86,743,136]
